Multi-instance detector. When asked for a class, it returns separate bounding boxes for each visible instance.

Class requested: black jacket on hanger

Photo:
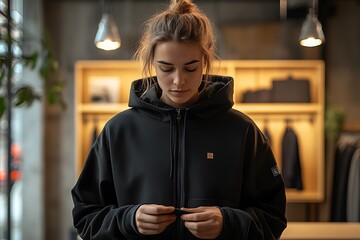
[263,125,272,144]
[281,126,303,190]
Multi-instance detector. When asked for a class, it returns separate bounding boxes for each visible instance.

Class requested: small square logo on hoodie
[271,165,280,177]
[206,152,214,160]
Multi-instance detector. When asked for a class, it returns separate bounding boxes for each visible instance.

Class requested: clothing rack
[330,129,360,222]
[83,114,99,123]
[337,131,360,149]
[343,123,360,132]
[252,115,315,123]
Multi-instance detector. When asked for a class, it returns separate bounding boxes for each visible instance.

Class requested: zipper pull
[176,109,181,121]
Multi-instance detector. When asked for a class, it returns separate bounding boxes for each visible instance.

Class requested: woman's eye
[160,67,173,72]
[185,68,197,72]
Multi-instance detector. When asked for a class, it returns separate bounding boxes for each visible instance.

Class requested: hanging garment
[281,126,303,190]
[92,122,98,144]
[263,126,272,144]
[330,140,357,222]
[346,147,360,222]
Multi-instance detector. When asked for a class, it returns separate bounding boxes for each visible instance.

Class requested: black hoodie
[71,75,287,240]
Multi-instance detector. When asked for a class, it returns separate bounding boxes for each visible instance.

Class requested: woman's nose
[173,70,185,86]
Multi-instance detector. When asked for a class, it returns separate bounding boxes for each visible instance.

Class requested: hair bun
[170,0,195,14]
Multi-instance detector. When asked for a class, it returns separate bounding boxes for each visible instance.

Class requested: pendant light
[94,0,121,51]
[299,0,325,47]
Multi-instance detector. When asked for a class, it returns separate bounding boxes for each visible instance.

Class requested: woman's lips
[171,89,189,96]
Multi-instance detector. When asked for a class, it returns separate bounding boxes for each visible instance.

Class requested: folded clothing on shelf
[272,76,310,103]
[241,75,311,103]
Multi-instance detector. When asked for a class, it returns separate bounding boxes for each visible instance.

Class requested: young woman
[71,0,287,239]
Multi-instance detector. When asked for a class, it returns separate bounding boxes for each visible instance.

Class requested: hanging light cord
[101,0,109,14]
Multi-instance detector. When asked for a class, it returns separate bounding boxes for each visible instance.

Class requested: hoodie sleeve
[71,126,141,240]
[218,123,287,240]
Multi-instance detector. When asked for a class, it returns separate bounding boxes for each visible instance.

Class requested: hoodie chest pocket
[185,146,244,206]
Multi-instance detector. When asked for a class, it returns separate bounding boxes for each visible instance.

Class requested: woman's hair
[134,0,217,91]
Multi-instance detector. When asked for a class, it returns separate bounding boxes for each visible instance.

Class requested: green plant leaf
[47,90,58,105]
[325,107,345,142]
[0,96,6,117]
[22,52,38,70]
[14,86,41,107]
[0,68,5,86]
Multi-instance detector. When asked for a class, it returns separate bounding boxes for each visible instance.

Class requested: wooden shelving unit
[75,60,325,203]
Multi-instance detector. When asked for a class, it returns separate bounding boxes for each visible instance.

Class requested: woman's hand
[135,204,176,235]
[180,206,223,239]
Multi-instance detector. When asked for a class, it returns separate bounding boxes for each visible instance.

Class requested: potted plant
[0,34,66,117]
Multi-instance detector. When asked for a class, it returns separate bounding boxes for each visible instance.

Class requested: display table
[281,222,360,239]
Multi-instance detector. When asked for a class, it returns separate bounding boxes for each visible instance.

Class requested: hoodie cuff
[120,204,143,238]
[216,207,233,240]
[216,207,254,240]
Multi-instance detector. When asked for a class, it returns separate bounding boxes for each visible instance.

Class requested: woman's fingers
[181,206,223,239]
[135,204,176,235]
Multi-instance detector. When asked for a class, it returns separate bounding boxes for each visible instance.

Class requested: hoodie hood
[128,75,234,121]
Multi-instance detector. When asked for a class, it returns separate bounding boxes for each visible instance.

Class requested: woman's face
[153,41,204,109]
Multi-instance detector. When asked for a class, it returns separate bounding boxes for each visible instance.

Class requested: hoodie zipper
[175,108,185,208]
[175,108,186,239]
[176,108,181,121]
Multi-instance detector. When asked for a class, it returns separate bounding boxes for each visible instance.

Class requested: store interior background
[16,0,360,239]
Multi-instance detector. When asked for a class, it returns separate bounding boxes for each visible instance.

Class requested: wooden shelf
[78,103,129,113]
[286,190,323,203]
[78,103,320,114]
[234,103,321,114]
[281,222,360,240]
